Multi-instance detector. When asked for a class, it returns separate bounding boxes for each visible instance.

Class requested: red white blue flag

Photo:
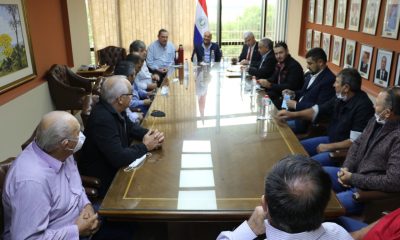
[194,0,209,46]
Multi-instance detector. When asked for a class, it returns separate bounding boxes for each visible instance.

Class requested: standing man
[146,29,176,79]
[276,68,374,166]
[217,155,352,240]
[191,31,221,63]
[376,56,388,81]
[3,111,99,239]
[238,31,262,68]
[283,47,336,134]
[258,42,304,108]
[247,37,276,80]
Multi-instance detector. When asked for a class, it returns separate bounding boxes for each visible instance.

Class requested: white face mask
[67,131,86,153]
[336,92,347,101]
[375,110,388,124]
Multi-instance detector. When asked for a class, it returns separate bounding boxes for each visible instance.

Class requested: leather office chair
[46,64,96,111]
[97,46,127,73]
[0,157,16,234]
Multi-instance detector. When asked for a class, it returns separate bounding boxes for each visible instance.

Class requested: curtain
[88,0,196,57]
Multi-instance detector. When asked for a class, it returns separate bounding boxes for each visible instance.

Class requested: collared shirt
[202,43,212,63]
[146,40,176,70]
[3,142,90,240]
[299,69,323,102]
[258,50,271,69]
[135,60,153,90]
[217,220,353,240]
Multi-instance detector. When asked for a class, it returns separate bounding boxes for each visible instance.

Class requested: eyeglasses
[120,93,133,97]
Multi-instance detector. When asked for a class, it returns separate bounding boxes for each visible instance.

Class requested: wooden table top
[99,63,345,221]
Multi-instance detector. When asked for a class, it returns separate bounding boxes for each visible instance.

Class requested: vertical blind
[88,0,196,55]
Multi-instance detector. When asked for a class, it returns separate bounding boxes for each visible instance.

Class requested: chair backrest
[97,46,127,67]
[0,157,16,234]
[48,64,70,85]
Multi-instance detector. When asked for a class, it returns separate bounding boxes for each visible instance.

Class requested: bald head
[35,111,80,153]
[203,31,212,46]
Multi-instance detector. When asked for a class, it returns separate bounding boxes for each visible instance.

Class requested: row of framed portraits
[308,0,400,39]
[306,29,400,87]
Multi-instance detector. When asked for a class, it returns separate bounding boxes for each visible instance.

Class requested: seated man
[238,31,262,67]
[191,31,221,63]
[78,76,164,197]
[277,68,374,166]
[128,40,158,91]
[258,42,304,108]
[324,87,400,215]
[146,29,176,80]
[217,155,352,239]
[283,47,336,134]
[247,37,276,80]
[3,111,99,239]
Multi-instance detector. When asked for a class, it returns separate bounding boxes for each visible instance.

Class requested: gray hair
[35,111,77,152]
[129,40,146,53]
[259,38,273,50]
[101,75,131,104]
[243,31,254,39]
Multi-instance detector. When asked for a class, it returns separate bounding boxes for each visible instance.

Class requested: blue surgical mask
[67,131,86,153]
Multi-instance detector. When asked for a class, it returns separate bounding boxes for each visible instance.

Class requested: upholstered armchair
[97,46,127,71]
[46,64,96,111]
[0,157,15,233]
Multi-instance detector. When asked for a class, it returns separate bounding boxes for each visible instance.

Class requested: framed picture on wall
[395,54,400,86]
[0,0,36,94]
[348,0,362,31]
[344,40,356,68]
[313,31,321,48]
[382,0,400,39]
[358,45,373,79]
[309,0,315,22]
[306,29,313,51]
[336,0,347,29]
[363,0,381,35]
[332,36,343,66]
[322,33,331,60]
[374,49,393,87]
[316,0,324,24]
[325,0,335,26]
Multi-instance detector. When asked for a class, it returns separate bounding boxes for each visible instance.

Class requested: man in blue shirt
[191,31,221,63]
[146,29,176,80]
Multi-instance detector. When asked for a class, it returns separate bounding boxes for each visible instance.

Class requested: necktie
[246,47,251,61]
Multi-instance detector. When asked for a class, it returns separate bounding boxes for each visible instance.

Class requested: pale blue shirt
[135,60,154,90]
[146,40,176,70]
[202,43,211,63]
[3,142,90,240]
[217,220,353,240]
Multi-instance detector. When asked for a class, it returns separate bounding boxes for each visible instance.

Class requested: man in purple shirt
[3,111,99,239]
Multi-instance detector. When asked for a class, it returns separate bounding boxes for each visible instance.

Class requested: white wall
[287,0,306,68]
[0,83,54,160]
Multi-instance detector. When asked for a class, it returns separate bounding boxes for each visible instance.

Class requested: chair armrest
[84,187,99,199]
[353,190,400,203]
[81,175,101,189]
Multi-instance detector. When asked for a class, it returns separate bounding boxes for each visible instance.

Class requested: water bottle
[193,53,198,66]
[258,95,272,120]
[184,59,189,74]
[211,50,215,64]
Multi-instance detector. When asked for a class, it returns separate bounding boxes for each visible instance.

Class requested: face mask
[67,131,86,153]
[375,110,388,124]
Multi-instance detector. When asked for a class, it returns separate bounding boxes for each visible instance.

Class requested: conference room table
[99,62,345,230]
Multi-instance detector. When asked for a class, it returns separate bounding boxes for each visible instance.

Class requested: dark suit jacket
[79,99,149,197]
[191,42,222,62]
[376,69,388,81]
[294,67,336,111]
[248,50,277,79]
[238,42,262,68]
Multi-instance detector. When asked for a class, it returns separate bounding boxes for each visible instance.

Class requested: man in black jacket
[247,37,276,80]
[191,31,222,63]
[79,76,164,197]
[258,42,304,108]
[238,31,262,68]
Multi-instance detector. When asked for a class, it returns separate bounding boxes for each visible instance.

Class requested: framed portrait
[0,0,36,94]
[331,36,343,66]
[313,31,321,48]
[309,0,315,22]
[325,0,335,26]
[306,29,313,51]
[316,0,324,24]
[358,45,373,79]
[395,54,400,86]
[382,0,400,39]
[363,0,381,35]
[374,49,393,87]
[344,40,356,68]
[336,0,348,29]
[348,0,362,31]
[322,33,331,60]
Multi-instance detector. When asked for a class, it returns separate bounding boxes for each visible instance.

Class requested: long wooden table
[99,63,345,222]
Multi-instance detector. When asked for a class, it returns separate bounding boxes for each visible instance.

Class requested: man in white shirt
[217,155,353,240]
